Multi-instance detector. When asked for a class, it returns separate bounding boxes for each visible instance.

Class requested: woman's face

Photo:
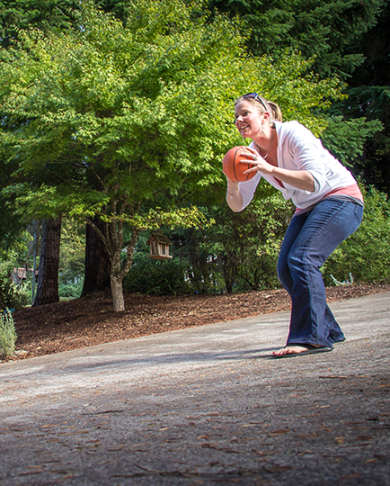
[234,100,267,139]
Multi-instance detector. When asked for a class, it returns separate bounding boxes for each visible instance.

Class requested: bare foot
[272,344,333,359]
[273,345,312,357]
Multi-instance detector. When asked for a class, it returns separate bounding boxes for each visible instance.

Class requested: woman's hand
[241,148,316,192]
[225,176,243,212]
[226,176,239,195]
[241,148,274,176]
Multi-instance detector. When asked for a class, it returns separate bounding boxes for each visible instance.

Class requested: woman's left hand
[240,147,316,192]
[240,148,274,176]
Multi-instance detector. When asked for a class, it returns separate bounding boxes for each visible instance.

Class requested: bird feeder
[146,233,173,260]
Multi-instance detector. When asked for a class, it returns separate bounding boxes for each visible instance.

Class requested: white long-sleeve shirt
[238,120,358,211]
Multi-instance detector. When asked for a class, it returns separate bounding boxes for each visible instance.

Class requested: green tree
[336,3,390,194]
[198,193,293,293]
[168,220,222,294]
[206,0,387,190]
[0,1,77,305]
[0,0,79,48]
[0,1,343,311]
[320,116,383,171]
[222,194,293,291]
[0,0,116,300]
[0,227,35,308]
[322,186,390,285]
[206,0,384,80]
[58,218,85,298]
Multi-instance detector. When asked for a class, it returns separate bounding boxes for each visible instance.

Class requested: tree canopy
[206,0,389,195]
[206,0,385,80]
[0,0,79,48]
[0,0,345,309]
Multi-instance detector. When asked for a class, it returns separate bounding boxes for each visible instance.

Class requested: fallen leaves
[334,436,345,444]
[11,284,388,359]
[267,429,292,437]
[341,473,361,480]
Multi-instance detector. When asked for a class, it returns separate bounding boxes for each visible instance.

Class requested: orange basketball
[223,146,256,182]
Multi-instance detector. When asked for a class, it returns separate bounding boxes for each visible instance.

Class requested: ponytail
[267,101,283,123]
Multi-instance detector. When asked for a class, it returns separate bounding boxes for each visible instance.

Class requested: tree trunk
[110,275,125,312]
[106,222,140,312]
[81,218,111,297]
[221,253,238,294]
[33,217,62,307]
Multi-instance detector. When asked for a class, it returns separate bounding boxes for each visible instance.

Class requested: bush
[322,186,390,285]
[0,275,32,310]
[58,281,84,299]
[0,276,22,310]
[15,280,33,307]
[0,309,17,359]
[204,195,294,292]
[124,255,190,295]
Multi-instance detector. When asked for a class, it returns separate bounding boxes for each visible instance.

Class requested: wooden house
[10,268,27,284]
[10,268,38,284]
[146,233,173,260]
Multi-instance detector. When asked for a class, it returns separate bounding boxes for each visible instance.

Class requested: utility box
[146,233,173,260]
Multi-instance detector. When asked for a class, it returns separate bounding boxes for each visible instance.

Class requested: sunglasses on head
[242,92,269,112]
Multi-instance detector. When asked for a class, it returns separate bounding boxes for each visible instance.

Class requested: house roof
[12,268,29,279]
[146,233,172,246]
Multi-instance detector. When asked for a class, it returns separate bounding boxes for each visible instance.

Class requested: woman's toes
[273,345,310,356]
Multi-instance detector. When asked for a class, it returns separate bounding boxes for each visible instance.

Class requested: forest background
[1,0,390,315]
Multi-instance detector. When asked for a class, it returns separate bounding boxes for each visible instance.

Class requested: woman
[226,93,364,358]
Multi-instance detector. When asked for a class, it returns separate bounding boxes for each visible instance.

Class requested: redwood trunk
[81,218,111,297]
[33,217,62,307]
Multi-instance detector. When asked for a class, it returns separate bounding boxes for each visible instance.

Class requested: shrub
[322,186,390,285]
[58,281,84,299]
[124,255,190,295]
[0,275,31,310]
[0,309,17,359]
[0,276,21,310]
[204,195,294,292]
[16,280,33,307]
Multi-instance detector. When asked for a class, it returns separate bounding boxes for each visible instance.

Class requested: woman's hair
[267,101,283,123]
[235,94,283,125]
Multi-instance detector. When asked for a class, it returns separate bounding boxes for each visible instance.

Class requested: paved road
[0,291,389,485]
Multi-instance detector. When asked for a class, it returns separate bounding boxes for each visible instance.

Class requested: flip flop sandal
[272,344,333,359]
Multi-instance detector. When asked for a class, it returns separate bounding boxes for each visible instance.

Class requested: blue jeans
[277,199,363,347]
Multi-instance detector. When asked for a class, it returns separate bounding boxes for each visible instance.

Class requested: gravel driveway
[1,291,389,485]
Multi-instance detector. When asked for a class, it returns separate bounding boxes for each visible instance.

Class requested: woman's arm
[226,179,244,212]
[244,156,316,192]
[262,164,315,192]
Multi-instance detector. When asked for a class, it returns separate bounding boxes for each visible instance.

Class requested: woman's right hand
[226,177,239,196]
[226,178,242,212]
